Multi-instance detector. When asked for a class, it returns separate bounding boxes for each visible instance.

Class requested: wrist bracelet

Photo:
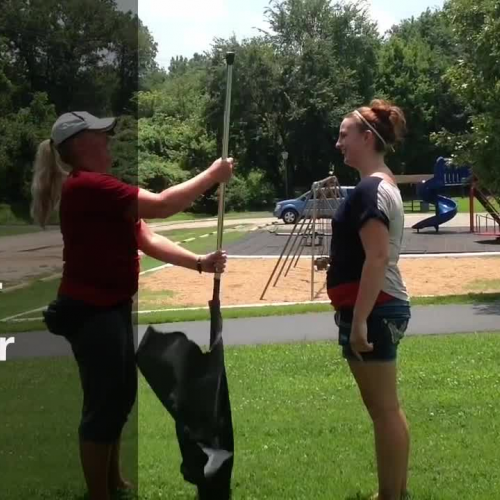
[196,256,203,274]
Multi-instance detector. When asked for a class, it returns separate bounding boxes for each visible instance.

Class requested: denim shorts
[335,298,411,362]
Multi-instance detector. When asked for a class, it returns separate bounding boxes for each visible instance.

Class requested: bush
[184,170,278,214]
[246,170,276,209]
[224,175,249,212]
[138,153,190,192]
[0,92,56,204]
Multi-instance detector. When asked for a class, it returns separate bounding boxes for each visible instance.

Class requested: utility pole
[282,150,289,198]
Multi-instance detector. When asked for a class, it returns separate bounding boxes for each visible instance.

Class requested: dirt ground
[139,256,500,309]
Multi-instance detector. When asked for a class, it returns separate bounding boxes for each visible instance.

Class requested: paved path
[5,303,500,360]
[0,218,272,253]
[226,226,500,256]
[404,212,475,228]
[0,213,484,253]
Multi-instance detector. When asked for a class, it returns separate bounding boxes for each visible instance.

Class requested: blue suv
[273,186,355,224]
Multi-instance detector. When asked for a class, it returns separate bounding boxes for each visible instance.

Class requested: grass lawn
[470,278,500,292]
[0,279,60,322]
[0,357,137,500]
[145,332,498,499]
[140,230,250,272]
[2,333,500,498]
[148,210,273,224]
[139,333,500,500]
[155,224,250,240]
[153,212,214,222]
[453,196,497,214]
[404,197,499,215]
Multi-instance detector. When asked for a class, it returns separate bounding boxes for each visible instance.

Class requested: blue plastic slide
[412,161,458,232]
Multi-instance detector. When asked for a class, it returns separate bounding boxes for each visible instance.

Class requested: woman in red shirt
[31,111,233,500]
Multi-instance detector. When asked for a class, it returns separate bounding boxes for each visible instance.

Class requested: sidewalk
[135,302,500,346]
[6,302,500,359]
[0,213,481,253]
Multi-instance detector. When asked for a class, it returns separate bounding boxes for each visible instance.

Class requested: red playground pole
[470,177,475,233]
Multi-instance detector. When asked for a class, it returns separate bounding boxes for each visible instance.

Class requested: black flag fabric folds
[136,297,234,499]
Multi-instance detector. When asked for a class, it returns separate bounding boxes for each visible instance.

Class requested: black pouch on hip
[42,296,96,338]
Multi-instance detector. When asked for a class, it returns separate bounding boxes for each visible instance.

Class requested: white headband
[353,110,392,151]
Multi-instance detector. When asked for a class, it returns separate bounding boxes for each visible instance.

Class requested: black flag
[136,306,234,498]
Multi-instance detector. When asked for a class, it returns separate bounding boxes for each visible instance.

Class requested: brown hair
[350,99,407,153]
[30,139,76,228]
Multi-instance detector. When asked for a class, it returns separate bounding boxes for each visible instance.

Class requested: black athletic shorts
[43,295,137,442]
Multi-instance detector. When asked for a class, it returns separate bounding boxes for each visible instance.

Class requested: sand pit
[139,256,500,309]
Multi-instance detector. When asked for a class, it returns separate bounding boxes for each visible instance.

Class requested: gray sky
[139,0,445,69]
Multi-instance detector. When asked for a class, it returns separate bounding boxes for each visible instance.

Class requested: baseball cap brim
[87,117,117,133]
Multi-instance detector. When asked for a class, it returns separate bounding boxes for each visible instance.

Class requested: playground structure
[411,157,466,232]
[399,156,500,235]
[259,159,500,302]
[470,176,500,236]
[260,175,345,301]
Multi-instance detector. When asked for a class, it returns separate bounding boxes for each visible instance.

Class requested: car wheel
[282,209,298,224]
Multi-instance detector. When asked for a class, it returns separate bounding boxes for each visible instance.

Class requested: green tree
[433,0,500,194]
[0,0,156,208]
[0,0,153,115]
[265,0,381,187]
[376,8,467,175]
[0,92,56,207]
[137,60,219,209]
[204,0,381,195]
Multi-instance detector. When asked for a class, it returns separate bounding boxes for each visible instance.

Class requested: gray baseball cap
[51,111,117,146]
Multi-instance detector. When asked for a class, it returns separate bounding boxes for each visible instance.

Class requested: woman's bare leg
[348,360,409,500]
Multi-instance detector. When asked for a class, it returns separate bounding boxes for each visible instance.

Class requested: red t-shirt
[58,170,140,307]
[327,283,394,309]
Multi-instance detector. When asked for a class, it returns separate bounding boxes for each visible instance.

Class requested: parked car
[274,186,356,224]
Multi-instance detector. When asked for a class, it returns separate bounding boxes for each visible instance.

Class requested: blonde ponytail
[30,140,69,228]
